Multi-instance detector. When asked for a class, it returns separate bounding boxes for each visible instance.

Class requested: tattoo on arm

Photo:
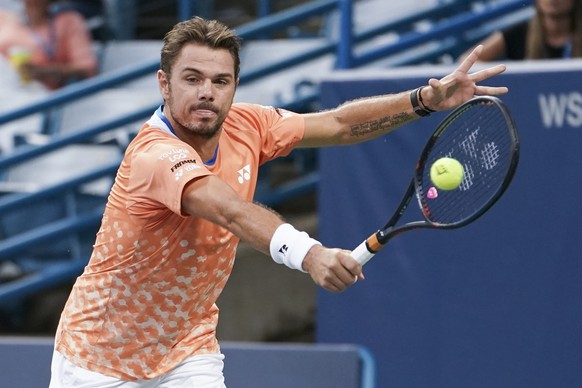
[349,112,413,137]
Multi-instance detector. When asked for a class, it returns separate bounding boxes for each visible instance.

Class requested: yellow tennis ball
[430,157,464,190]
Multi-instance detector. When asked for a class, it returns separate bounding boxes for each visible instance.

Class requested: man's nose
[198,79,214,100]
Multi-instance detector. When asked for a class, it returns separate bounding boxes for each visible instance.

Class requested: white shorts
[49,350,226,388]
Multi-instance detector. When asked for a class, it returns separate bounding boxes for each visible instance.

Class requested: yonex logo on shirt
[237,164,251,184]
[174,164,202,180]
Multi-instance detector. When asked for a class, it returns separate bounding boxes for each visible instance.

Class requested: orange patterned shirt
[55,103,304,380]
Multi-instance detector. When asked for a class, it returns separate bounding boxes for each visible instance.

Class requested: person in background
[49,16,509,388]
[459,0,582,61]
[0,0,98,90]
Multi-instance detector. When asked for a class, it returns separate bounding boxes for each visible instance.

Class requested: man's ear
[158,70,169,98]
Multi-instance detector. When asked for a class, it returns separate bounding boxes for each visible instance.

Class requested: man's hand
[302,245,364,293]
[421,45,509,111]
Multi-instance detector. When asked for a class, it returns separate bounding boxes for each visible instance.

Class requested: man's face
[158,43,238,140]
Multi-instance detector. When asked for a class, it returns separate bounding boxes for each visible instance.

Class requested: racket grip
[350,240,376,266]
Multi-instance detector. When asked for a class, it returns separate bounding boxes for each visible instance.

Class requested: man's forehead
[175,43,235,75]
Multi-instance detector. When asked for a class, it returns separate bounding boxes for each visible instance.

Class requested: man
[50,16,508,387]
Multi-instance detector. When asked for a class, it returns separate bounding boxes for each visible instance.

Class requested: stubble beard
[166,90,225,140]
[172,110,222,140]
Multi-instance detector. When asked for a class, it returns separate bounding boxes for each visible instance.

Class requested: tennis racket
[351,96,519,266]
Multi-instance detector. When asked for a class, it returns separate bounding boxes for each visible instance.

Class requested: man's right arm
[181,175,362,292]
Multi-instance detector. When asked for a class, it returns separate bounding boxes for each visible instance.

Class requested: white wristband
[269,223,321,272]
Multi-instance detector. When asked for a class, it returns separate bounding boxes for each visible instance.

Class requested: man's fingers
[322,264,362,293]
[456,44,483,73]
[312,248,365,292]
[335,254,365,287]
[474,85,509,96]
[469,64,507,83]
[321,271,350,293]
[336,267,358,287]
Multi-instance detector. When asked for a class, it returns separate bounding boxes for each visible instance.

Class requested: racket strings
[419,103,515,225]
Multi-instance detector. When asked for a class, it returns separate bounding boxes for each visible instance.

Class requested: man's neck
[174,127,221,165]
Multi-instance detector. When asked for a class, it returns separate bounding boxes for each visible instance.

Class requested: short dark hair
[160,16,241,78]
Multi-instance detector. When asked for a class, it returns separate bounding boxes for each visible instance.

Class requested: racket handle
[350,240,375,266]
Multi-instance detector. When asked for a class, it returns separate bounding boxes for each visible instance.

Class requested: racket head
[414,96,520,228]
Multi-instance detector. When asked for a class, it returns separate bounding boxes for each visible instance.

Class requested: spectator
[459,0,582,61]
[0,0,98,90]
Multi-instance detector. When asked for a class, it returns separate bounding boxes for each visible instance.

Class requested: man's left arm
[299,45,508,148]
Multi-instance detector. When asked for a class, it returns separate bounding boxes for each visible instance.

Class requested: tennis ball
[430,157,464,190]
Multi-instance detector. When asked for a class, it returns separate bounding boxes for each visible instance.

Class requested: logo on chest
[237,164,251,184]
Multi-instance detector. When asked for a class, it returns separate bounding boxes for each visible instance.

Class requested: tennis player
[49,16,508,387]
